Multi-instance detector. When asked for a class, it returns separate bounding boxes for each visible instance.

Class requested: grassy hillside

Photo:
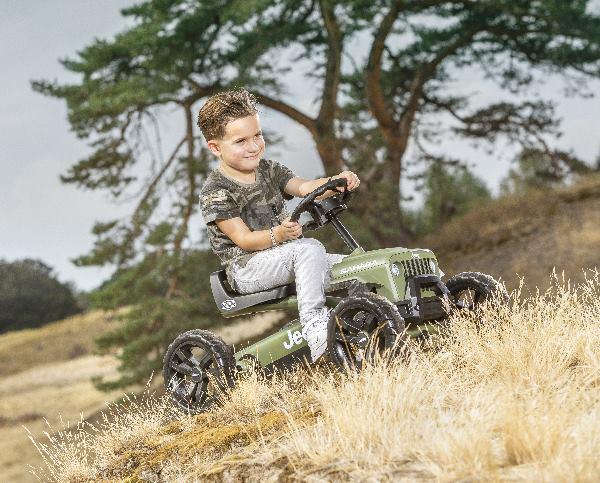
[0,309,124,482]
[1,308,283,482]
[422,174,600,292]
[0,308,128,378]
[29,276,600,481]
[16,176,600,481]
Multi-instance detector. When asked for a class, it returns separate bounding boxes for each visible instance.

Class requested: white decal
[221,299,236,311]
[283,330,304,349]
[339,260,379,275]
[411,252,420,259]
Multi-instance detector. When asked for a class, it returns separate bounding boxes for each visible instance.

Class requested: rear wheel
[445,271,508,311]
[327,293,405,370]
[162,330,235,414]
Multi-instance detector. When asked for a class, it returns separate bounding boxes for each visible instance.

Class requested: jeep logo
[283,329,304,350]
[221,299,236,311]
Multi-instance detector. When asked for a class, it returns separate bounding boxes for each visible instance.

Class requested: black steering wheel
[289,177,350,224]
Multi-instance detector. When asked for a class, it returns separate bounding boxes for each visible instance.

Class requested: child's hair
[197,88,258,141]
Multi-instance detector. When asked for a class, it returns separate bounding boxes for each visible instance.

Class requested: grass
[0,308,128,377]
[28,272,600,482]
[423,173,600,293]
[0,310,284,482]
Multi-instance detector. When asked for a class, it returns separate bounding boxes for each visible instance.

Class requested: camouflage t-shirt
[200,158,297,285]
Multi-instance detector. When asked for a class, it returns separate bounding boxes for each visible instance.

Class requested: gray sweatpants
[231,238,345,361]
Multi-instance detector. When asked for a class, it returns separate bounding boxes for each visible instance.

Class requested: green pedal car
[163,178,507,413]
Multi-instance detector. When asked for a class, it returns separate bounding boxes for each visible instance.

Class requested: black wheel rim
[452,286,484,311]
[331,302,394,369]
[166,342,228,412]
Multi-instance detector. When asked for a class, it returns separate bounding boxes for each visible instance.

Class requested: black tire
[162,329,236,414]
[445,271,509,311]
[327,292,406,370]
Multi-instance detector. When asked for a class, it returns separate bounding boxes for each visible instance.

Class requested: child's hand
[275,217,302,242]
[333,170,360,191]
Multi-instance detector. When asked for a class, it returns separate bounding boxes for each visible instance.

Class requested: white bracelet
[269,227,278,246]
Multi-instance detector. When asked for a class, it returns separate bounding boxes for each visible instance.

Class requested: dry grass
[423,174,600,292]
[0,355,124,482]
[0,309,127,482]
[29,273,600,482]
[0,308,127,377]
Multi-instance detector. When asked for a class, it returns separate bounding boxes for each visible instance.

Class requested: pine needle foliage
[32,0,600,388]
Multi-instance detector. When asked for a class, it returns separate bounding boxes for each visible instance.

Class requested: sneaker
[301,308,331,362]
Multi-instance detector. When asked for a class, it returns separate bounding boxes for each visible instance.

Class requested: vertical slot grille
[401,258,435,278]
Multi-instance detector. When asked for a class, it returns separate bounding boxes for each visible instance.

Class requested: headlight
[390,262,400,276]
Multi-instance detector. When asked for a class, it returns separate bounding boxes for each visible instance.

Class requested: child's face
[207,114,265,172]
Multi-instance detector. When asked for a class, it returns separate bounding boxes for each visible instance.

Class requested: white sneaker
[301,308,331,362]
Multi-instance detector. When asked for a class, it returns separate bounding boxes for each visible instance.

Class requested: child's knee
[292,238,326,263]
[297,237,325,251]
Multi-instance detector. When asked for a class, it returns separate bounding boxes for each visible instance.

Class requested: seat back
[210,270,296,317]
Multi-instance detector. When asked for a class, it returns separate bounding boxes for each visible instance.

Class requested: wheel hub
[355,331,369,348]
[190,367,204,382]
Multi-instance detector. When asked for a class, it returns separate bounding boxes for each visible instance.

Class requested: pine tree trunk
[358,149,413,248]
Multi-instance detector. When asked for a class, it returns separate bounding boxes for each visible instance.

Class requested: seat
[210,270,296,316]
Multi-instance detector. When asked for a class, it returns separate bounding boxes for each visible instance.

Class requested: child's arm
[285,170,360,198]
[216,217,301,252]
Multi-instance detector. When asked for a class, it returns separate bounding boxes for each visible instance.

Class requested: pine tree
[33,0,600,388]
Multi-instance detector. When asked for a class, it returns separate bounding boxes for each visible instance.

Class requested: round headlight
[391,263,400,276]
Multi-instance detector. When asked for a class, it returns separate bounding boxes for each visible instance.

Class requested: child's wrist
[269,227,280,246]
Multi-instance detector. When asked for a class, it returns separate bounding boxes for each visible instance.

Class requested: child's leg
[232,238,345,361]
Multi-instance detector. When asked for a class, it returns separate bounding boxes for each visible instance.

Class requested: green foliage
[90,249,222,390]
[0,259,82,334]
[33,0,600,388]
[404,164,492,238]
[500,147,597,194]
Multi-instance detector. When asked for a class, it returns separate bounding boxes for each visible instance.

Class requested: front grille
[401,258,435,277]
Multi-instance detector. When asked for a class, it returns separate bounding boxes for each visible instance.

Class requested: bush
[0,258,82,333]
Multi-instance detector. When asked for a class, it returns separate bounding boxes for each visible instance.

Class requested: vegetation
[89,250,223,390]
[31,0,600,389]
[404,163,492,237]
[0,258,82,334]
[423,172,600,293]
[500,146,600,194]
[29,275,600,481]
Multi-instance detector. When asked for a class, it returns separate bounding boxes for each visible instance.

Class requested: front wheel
[162,329,235,414]
[327,292,406,370]
[445,271,508,311]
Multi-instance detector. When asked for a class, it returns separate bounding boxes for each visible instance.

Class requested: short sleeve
[264,159,296,200]
[200,187,240,223]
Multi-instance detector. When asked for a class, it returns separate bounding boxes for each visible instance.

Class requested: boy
[197,89,360,362]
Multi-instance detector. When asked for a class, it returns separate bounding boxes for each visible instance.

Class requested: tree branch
[317,0,343,126]
[365,0,403,134]
[397,28,479,151]
[253,92,318,136]
[167,104,198,297]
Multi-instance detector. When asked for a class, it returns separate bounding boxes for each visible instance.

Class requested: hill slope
[0,310,124,482]
[21,176,600,481]
[422,175,600,292]
[2,309,283,482]
[29,275,600,481]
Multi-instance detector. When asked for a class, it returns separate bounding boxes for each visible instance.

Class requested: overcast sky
[1,1,599,292]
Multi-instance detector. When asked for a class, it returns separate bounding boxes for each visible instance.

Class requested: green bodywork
[232,245,442,370]
[227,246,440,319]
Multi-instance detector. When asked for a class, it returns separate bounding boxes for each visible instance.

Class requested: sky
[1,1,599,292]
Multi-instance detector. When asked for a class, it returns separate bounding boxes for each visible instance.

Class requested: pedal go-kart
[163,178,508,413]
